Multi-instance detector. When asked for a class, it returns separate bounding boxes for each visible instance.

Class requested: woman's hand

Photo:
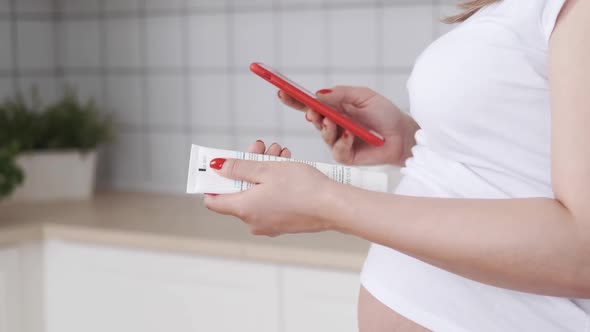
[204,140,337,237]
[279,86,419,166]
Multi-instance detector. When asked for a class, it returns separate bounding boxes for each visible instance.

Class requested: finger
[278,90,308,111]
[320,117,339,147]
[307,109,324,131]
[331,130,355,164]
[315,86,376,108]
[265,142,282,156]
[247,140,266,154]
[210,158,268,183]
[279,147,291,158]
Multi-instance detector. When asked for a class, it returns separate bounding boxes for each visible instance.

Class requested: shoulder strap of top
[542,0,567,43]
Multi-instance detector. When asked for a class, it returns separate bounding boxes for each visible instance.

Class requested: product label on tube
[186,144,388,194]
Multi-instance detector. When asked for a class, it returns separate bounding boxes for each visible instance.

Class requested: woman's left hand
[204,141,337,237]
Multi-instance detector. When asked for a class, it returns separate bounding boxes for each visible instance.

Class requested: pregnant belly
[358,286,431,332]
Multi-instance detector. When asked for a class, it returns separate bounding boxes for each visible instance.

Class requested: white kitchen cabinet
[0,248,22,332]
[44,241,280,332]
[281,266,360,332]
[0,240,361,332]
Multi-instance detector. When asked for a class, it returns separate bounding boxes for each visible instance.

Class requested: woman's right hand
[278,86,419,166]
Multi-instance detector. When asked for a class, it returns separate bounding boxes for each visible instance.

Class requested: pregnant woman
[205,0,590,330]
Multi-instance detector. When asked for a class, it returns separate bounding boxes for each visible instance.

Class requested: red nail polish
[316,89,332,95]
[210,158,226,170]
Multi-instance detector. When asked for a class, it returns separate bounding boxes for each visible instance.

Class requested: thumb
[315,86,376,108]
[210,158,266,183]
[203,191,245,217]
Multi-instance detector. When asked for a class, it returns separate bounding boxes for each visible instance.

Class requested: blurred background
[0,1,460,331]
[0,0,456,194]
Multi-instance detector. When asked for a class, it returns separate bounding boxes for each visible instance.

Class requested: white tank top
[406,0,567,198]
[361,0,590,330]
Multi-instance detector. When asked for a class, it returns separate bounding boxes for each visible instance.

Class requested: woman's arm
[327,189,588,297]
[321,0,590,298]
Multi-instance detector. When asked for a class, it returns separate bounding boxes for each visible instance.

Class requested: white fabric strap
[542,0,567,43]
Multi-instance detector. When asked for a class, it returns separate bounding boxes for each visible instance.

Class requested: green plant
[0,143,24,199]
[0,86,112,153]
[39,88,112,152]
[0,86,112,199]
[0,88,44,152]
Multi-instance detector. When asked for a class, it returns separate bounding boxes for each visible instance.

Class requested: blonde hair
[444,0,500,23]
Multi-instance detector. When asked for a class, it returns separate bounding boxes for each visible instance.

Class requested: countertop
[0,192,369,271]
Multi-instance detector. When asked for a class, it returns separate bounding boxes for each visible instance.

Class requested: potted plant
[0,87,111,201]
[0,143,24,200]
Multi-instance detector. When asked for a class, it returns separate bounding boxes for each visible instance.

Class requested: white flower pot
[10,150,97,201]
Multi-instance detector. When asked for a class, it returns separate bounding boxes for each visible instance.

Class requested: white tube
[186,144,388,194]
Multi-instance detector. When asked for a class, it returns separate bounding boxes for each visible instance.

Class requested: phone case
[250,62,385,147]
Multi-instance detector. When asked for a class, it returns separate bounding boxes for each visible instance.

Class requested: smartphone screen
[257,63,317,98]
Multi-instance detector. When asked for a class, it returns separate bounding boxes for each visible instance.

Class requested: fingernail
[277,90,282,98]
[205,193,218,196]
[256,139,264,144]
[210,158,226,170]
[316,89,332,95]
[342,131,349,139]
[305,113,311,122]
[280,147,287,154]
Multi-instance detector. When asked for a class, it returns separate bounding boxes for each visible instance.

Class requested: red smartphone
[250,62,385,147]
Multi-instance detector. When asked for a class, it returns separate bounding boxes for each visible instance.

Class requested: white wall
[0,0,59,103]
[0,0,460,194]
